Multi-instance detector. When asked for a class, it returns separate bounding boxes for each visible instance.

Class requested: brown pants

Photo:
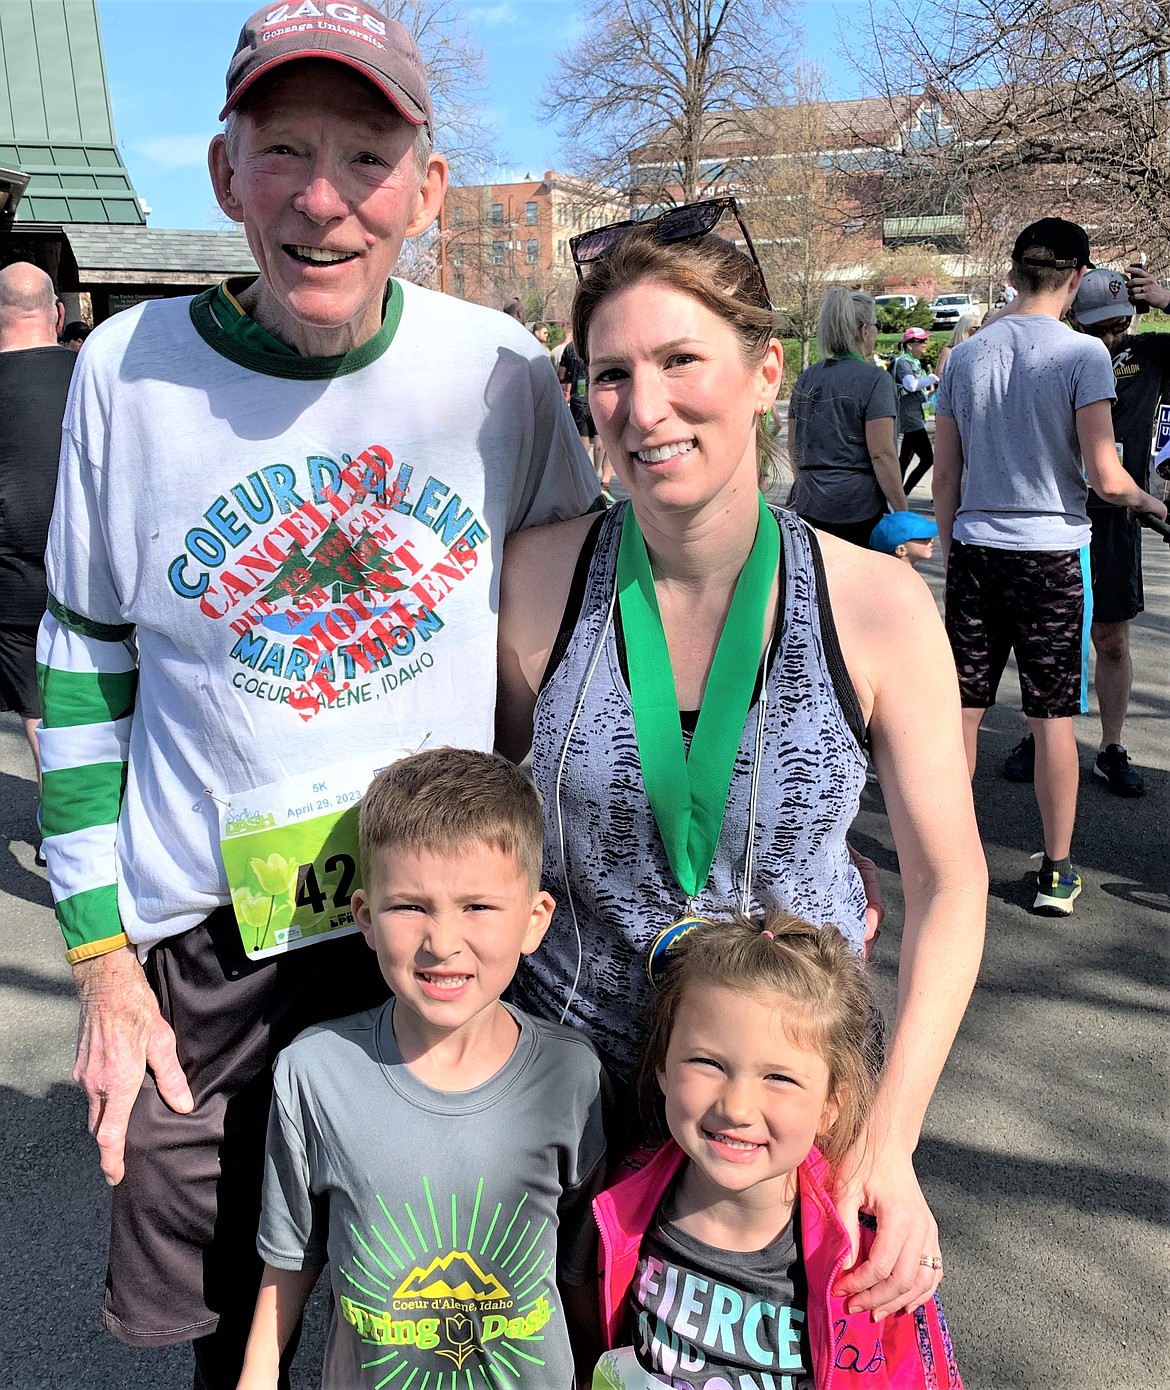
[101,908,388,1386]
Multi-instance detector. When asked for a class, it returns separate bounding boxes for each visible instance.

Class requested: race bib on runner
[220,753,409,960]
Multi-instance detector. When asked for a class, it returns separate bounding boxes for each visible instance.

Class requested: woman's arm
[864,416,908,511]
[495,515,597,762]
[823,545,987,1318]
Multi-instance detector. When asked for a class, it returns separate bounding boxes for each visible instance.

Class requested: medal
[617,492,779,966]
[646,913,709,987]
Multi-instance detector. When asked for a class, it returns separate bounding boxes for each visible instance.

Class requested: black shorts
[800,509,888,549]
[944,541,1090,718]
[102,910,388,1353]
[569,401,596,438]
[0,623,40,718]
[1088,507,1144,624]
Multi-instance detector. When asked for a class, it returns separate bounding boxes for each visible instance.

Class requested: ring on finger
[918,1255,944,1271]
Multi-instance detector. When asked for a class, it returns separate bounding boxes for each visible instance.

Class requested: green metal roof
[0,0,144,225]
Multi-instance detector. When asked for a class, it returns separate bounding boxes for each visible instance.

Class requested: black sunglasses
[568,197,771,307]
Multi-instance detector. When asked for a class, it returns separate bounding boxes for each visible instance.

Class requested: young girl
[591,916,961,1390]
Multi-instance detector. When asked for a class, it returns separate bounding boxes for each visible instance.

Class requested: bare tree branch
[543,0,801,205]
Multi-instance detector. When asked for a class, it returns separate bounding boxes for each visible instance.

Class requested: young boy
[237,748,607,1389]
[870,510,939,565]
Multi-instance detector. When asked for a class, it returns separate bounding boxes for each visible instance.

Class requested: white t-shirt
[44,279,597,949]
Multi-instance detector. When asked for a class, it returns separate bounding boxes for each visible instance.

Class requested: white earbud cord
[554,581,618,1025]
[741,633,773,914]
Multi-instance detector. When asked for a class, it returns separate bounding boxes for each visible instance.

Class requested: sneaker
[1003,734,1035,783]
[1093,744,1145,797]
[1033,864,1082,915]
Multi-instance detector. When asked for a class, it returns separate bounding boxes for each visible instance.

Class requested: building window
[491,203,504,226]
[526,239,538,264]
[526,201,538,224]
[452,250,463,268]
[492,242,504,265]
[452,205,463,226]
[454,271,465,294]
[557,203,568,227]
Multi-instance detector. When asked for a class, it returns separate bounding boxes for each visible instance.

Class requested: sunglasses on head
[568,196,771,307]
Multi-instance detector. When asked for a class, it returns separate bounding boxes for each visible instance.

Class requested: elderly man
[37,5,596,1385]
[0,263,74,787]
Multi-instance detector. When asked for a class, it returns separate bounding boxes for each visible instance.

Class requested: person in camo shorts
[1003,263,1170,796]
[934,218,1165,917]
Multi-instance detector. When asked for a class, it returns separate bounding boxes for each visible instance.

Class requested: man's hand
[831,1126,944,1320]
[1127,494,1168,526]
[1126,266,1170,312]
[72,946,193,1185]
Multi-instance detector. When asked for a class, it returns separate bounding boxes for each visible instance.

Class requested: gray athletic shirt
[258,1000,607,1389]
[936,313,1116,550]
[786,357,897,523]
[511,505,868,1082]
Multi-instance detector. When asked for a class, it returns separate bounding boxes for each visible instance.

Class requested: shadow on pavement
[0,769,52,911]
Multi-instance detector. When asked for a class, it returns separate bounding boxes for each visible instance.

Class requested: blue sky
[97,0,868,229]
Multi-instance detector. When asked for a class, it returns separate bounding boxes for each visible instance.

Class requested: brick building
[444,171,625,321]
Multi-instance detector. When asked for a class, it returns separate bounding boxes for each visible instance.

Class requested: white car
[930,293,983,329]
[874,294,918,311]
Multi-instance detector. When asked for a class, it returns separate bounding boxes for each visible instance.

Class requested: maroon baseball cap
[220,0,432,129]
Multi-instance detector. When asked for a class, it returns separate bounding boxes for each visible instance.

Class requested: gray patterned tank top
[510,503,868,1081]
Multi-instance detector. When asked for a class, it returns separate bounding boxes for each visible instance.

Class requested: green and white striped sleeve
[37,600,138,964]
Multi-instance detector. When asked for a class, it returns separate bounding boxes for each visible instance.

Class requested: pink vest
[593,1141,962,1390]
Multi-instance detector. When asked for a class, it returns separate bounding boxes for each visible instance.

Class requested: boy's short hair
[359,748,543,891]
[1010,217,1091,296]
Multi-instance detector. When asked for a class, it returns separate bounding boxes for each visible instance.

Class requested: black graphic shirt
[628,1193,814,1390]
[1091,331,1170,509]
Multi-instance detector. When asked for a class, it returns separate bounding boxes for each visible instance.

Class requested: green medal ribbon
[616,493,780,901]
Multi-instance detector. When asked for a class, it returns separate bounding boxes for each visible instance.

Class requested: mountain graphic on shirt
[393,1251,510,1301]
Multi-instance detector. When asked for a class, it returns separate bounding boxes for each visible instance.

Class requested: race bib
[220,753,407,960]
[593,1347,670,1389]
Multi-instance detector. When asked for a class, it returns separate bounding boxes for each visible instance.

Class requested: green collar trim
[188,275,402,379]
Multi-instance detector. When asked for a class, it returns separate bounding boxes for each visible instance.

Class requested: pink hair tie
[761,930,775,941]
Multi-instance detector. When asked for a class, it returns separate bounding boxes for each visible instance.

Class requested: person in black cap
[35,2,597,1384]
[934,218,1165,916]
[1003,263,1170,795]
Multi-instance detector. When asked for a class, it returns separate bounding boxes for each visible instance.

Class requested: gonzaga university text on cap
[221,1,432,129]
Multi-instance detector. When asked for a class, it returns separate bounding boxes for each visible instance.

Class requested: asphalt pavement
[1,526,1166,1390]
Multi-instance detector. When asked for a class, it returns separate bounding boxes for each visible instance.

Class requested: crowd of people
[0,2,1164,1388]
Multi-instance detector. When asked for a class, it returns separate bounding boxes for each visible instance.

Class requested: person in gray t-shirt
[238,750,608,1390]
[259,1001,606,1390]
[933,217,1165,918]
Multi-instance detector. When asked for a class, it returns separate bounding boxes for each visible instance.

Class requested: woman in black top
[787,288,908,546]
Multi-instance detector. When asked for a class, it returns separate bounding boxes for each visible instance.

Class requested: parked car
[874,293,919,310]
[930,293,984,329]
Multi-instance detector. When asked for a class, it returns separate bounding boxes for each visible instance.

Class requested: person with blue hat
[870,510,939,565]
